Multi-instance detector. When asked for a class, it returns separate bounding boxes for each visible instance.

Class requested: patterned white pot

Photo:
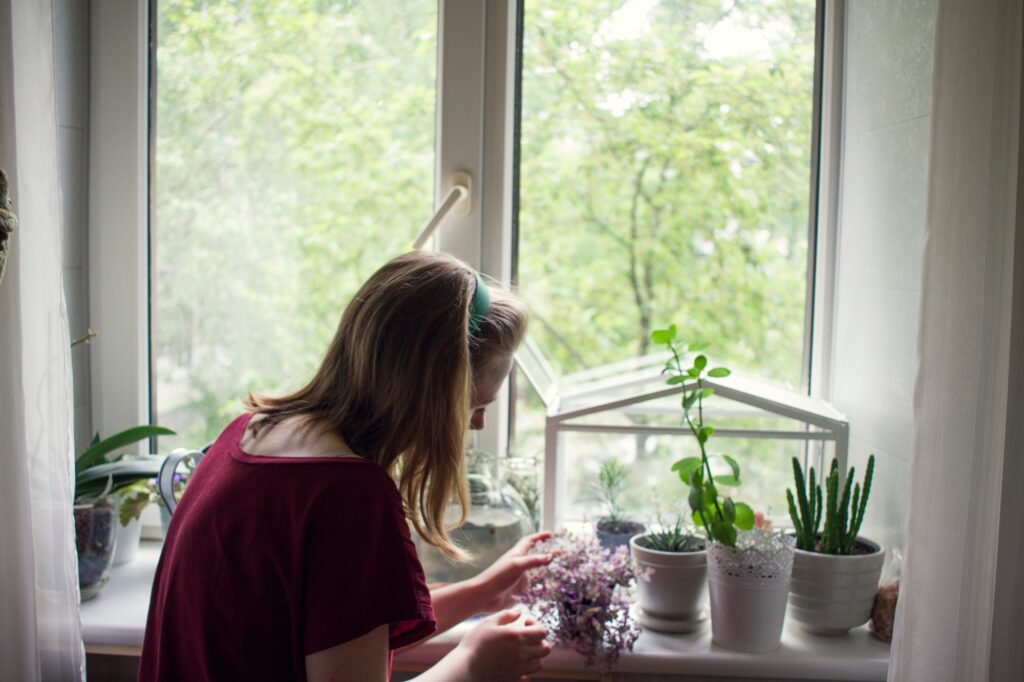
[707,533,795,653]
[630,534,707,633]
[788,537,885,636]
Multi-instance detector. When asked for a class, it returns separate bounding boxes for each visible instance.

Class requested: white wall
[55,0,92,453]
[830,0,937,553]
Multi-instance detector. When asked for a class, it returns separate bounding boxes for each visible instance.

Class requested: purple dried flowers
[516,531,639,672]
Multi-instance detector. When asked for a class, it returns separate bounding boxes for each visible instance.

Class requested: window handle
[413,171,472,249]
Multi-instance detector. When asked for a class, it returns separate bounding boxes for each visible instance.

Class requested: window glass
[516,0,816,383]
[153,0,437,446]
[514,0,818,522]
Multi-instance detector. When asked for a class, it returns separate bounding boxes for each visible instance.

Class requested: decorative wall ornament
[0,169,16,287]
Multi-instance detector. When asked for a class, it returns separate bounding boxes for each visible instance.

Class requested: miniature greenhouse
[513,339,850,530]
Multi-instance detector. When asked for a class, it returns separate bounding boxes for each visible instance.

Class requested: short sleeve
[301,468,436,655]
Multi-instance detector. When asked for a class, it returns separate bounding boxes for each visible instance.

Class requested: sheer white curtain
[0,0,84,680]
[890,0,1023,680]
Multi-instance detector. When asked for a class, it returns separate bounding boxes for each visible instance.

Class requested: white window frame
[88,0,843,522]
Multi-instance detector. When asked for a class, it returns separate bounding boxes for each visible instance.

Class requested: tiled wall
[830,0,937,553]
[55,0,92,453]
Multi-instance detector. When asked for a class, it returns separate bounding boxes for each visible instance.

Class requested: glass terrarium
[416,446,534,584]
[513,339,850,530]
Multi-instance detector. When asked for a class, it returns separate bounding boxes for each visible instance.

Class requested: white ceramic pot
[630,534,707,633]
[788,537,885,636]
[113,516,142,566]
[707,534,795,653]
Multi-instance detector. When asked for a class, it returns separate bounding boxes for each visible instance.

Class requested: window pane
[516,0,817,386]
[154,0,437,446]
[561,432,818,527]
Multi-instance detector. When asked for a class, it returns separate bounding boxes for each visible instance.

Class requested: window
[152,0,439,446]
[512,0,821,524]
[94,0,828,532]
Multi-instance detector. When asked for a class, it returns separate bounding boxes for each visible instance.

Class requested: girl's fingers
[513,554,552,571]
[519,642,553,660]
[518,625,548,642]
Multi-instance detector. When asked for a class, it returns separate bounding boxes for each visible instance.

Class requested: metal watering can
[156,447,208,515]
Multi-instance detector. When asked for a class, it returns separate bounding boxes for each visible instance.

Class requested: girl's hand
[472,532,553,613]
[454,609,551,682]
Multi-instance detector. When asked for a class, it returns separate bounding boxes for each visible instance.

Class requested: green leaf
[723,498,736,524]
[687,367,700,378]
[76,425,176,475]
[701,387,714,398]
[651,328,673,345]
[689,341,710,352]
[722,454,741,480]
[708,367,731,378]
[688,486,705,512]
[667,375,686,385]
[694,355,707,371]
[734,502,755,530]
[714,475,740,487]
[671,457,702,481]
[683,392,699,411]
[692,510,705,527]
[689,467,703,489]
[703,481,717,505]
[711,520,737,547]
[75,456,165,500]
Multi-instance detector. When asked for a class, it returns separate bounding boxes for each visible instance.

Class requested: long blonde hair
[245,251,527,558]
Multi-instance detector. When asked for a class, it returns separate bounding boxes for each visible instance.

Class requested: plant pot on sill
[113,515,143,567]
[707,532,795,653]
[74,496,119,601]
[597,519,645,552]
[788,536,885,636]
[630,534,707,633]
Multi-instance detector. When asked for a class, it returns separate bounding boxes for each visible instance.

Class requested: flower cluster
[516,531,639,672]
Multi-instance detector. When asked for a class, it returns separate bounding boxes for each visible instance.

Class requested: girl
[140,251,552,681]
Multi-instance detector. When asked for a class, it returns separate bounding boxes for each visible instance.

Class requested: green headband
[468,271,490,337]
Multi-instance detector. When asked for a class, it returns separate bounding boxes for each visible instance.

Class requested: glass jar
[74,496,119,601]
[416,449,534,584]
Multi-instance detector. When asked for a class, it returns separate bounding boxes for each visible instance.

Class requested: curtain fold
[0,0,84,680]
[890,0,1023,680]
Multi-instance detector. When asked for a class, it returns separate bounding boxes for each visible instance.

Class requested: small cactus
[787,454,874,554]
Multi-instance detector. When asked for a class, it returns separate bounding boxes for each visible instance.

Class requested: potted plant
[74,425,174,599]
[587,458,645,550]
[630,517,707,632]
[786,454,883,635]
[112,480,159,566]
[517,532,639,673]
[652,325,794,653]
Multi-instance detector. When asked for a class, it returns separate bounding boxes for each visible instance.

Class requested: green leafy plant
[652,324,753,548]
[75,425,176,501]
[787,454,875,554]
[586,459,634,531]
[117,480,159,527]
[635,516,705,553]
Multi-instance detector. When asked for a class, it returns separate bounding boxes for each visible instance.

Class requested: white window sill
[81,542,890,681]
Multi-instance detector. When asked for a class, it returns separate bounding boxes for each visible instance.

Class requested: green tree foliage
[154,0,817,465]
[518,0,815,382]
[154,0,437,446]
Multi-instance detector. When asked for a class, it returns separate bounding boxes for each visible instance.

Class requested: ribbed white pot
[630,535,707,632]
[788,537,885,636]
[707,535,795,653]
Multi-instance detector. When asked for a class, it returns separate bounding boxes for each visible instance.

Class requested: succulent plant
[787,454,874,554]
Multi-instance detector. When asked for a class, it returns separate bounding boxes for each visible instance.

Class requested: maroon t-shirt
[139,413,436,681]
